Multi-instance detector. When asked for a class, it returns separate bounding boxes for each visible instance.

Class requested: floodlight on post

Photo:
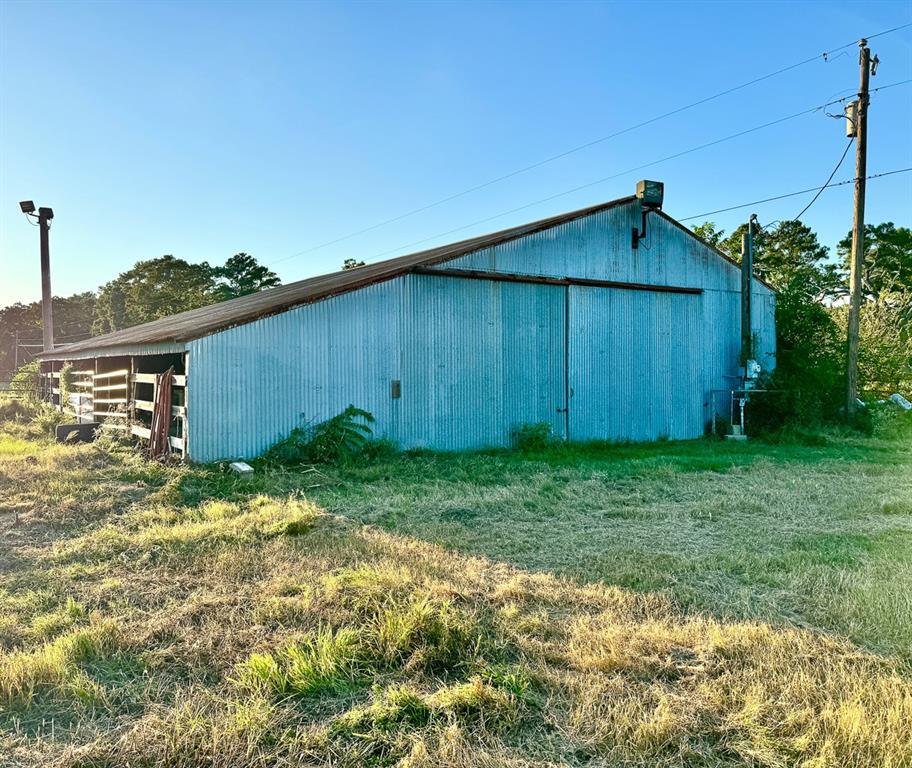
[18,200,55,351]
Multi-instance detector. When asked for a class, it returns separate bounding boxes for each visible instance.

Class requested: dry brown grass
[0,427,910,767]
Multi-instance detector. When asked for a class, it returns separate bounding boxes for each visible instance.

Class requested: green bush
[9,362,41,406]
[754,425,830,446]
[58,363,74,411]
[511,422,555,452]
[869,404,912,440]
[33,403,67,437]
[744,381,834,435]
[0,399,35,423]
[263,405,377,464]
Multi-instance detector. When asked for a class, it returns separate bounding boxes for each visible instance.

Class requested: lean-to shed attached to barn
[38,191,775,461]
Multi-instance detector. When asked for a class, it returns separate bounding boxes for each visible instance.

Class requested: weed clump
[236,627,368,698]
[0,398,34,423]
[0,619,121,710]
[263,405,380,464]
[511,422,557,452]
[237,596,487,701]
[369,596,482,674]
[333,685,432,735]
[32,402,68,437]
[30,597,87,640]
[329,677,525,762]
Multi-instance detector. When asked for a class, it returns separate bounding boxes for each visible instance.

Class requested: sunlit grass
[0,423,910,766]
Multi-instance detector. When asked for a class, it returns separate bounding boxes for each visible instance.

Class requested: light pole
[19,200,55,352]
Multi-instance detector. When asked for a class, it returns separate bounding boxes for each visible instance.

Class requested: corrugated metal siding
[568,287,704,442]
[187,280,402,462]
[752,291,777,371]
[432,204,740,291]
[436,200,776,426]
[185,202,776,460]
[399,274,566,450]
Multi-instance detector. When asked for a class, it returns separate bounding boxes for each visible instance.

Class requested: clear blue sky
[1,0,910,307]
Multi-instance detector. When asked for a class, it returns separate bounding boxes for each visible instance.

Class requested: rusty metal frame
[412,267,704,295]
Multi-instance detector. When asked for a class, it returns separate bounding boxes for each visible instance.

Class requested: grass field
[1,418,910,767]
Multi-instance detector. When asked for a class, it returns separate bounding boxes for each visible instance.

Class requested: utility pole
[845,39,874,416]
[38,207,55,352]
[740,214,757,367]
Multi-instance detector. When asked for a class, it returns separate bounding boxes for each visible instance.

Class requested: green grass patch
[236,627,368,698]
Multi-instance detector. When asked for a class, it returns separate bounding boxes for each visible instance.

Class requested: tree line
[0,253,279,373]
[693,220,911,421]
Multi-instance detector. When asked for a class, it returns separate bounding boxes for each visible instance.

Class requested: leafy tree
[93,256,214,333]
[836,223,912,300]
[691,221,726,249]
[829,295,912,396]
[212,253,281,301]
[697,220,846,423]
[0,292,96,373]
[833,223,911,396]
[342,258,366,270]
[718,220,841,298]
[92,253,281,333]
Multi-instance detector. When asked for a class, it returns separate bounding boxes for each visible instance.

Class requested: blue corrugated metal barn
[39,193,775,462]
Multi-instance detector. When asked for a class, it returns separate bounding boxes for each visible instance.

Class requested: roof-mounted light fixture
[632,180,664,250]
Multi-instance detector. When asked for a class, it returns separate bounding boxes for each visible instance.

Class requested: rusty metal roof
[39,195,763,359]
[41,197,639,357]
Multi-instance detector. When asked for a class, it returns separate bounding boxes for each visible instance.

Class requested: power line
[271,21,912,269]
[677,168,912,222]
[793,138,855,221]
[822,78,912,117]
[865,21,912,40]
[356,88,909,263]
[869,77,912,94]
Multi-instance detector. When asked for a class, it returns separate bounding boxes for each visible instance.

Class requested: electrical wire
[824,79,912,118]
[870,77,912,94]
[270,22,912,268]
[351,86,908,263]
[677,168,912,222]
[793,138,855,221]
[864,21,912,40]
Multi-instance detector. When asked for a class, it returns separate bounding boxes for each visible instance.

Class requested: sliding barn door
[568,286,704,442]
[400,274,567,449]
